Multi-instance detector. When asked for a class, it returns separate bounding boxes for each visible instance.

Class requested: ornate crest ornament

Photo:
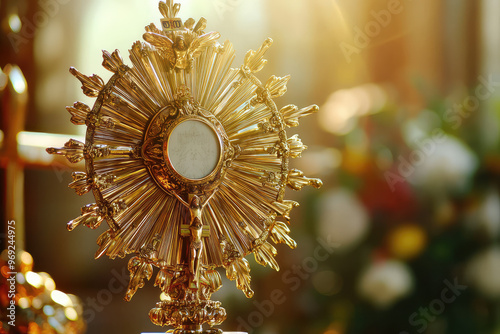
[48,1,322,332]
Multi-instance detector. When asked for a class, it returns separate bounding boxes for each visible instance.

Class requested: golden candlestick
[47,1,321,332]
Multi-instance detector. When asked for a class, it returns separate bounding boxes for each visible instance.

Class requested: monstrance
[47,1,322,333]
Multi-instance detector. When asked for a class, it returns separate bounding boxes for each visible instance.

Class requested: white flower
[408,135,478,193]
[357,260,414,308]
[466,189,500,239]
[466,246,500,299]
[318,188,369,251]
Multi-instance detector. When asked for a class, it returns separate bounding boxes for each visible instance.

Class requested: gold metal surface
[47,1,322,332]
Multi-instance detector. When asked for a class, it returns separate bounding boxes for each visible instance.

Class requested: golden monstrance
[47,1,322,333]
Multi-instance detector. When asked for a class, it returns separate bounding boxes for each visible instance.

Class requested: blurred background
[1,0,500,333]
